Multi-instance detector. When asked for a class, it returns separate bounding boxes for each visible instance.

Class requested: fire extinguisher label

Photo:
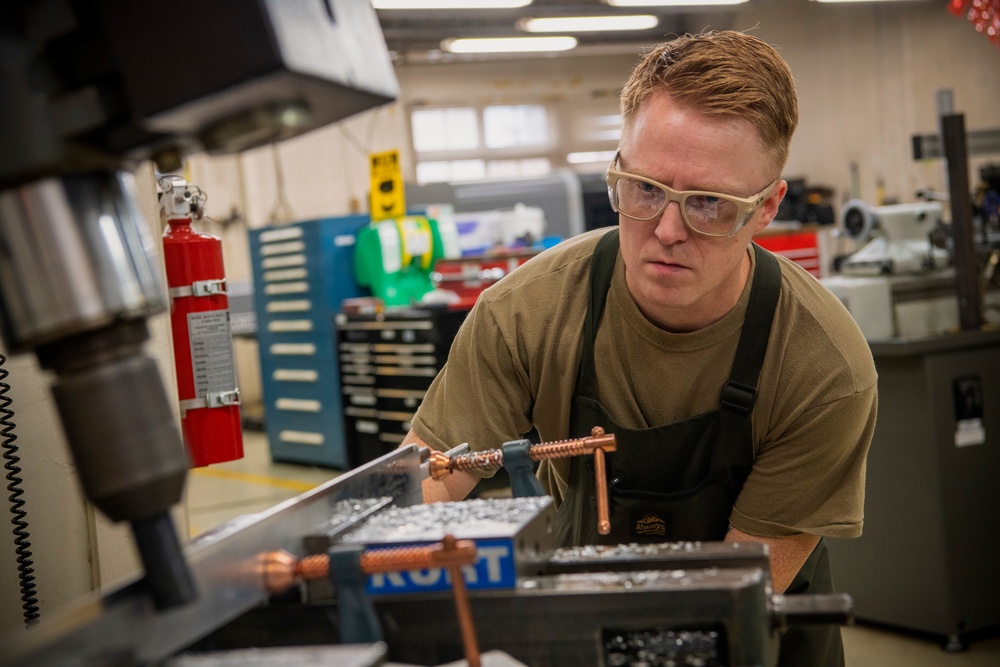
[188,310,238,397]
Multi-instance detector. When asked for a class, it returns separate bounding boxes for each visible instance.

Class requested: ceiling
[373,0,741,63]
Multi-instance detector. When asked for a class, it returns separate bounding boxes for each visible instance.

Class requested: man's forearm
[724,526,821,593]
[401,429,478,502]
[421,470,478,503]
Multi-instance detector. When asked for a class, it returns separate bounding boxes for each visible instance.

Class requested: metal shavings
[550,542,703,562]
[313,497,392,535]
[339,497,551,543]
[546,570,684,592]
[604,628,722,667]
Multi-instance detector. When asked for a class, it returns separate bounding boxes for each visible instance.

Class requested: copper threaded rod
[360,540,477,574]
[428,449,505,481]
[427,430,616,481]
[296,553,329,582]
[528,431,616,461]
[450,450,504,474]
[261,539,477,594]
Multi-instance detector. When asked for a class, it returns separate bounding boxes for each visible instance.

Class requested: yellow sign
[369,149,405,222]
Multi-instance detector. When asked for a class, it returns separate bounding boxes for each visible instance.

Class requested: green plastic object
[354,215,448,306]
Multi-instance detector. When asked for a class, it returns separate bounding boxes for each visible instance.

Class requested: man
[402,30,877,666]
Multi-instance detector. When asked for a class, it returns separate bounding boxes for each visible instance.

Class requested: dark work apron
[556,228,843,667]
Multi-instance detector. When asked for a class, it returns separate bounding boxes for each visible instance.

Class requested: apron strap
[720,243,782,416]
[576,228,620,399]
[715,244,781,498]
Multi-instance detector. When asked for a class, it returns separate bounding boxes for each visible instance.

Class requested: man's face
[616,91,786,332]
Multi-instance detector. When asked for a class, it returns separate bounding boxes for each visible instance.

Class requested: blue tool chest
[249,214,370,468]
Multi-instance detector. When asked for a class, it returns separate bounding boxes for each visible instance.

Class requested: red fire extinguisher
[159,177,243,467]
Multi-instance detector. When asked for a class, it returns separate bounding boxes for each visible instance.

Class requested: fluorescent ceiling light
[373,0,532,8]
[442,36,578,53]
[605,0,748,7]
[519,15,659,32]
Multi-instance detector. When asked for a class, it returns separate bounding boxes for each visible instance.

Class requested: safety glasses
[606,153,775,238]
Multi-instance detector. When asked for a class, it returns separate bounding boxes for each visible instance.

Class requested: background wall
[185,0,1000,419]
[1,0,998,636]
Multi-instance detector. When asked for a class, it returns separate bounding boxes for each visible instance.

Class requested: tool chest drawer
[336,308,467,466]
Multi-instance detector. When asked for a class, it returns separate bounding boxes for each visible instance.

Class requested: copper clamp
[425,426,617,535]
[259,536,482,667]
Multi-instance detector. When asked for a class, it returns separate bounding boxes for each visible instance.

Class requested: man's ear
[753,179,787,234]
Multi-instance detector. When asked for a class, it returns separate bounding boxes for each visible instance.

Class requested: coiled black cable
[0,352,40,625]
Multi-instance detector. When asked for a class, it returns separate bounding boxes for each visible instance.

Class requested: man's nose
[654,200,688,245]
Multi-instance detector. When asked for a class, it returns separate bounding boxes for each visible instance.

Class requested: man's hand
[401,430,478,503]
[724,526,821,594]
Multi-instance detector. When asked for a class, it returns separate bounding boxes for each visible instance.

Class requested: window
[411,104,552,184]
[483,105,549,149]
[411,107,479,152]
[577,113,623,142]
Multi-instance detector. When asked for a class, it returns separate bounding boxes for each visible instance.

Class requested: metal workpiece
[0,171,166,352]
[165,644,388,667]
[0,446,424,667]
[338,497,555,547]
[166,645,534,667]
[301,497,557,608]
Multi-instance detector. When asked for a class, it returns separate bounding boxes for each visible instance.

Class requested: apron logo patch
[635,512,666,537]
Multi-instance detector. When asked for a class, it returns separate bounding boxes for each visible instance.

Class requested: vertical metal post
[935,89,954,118]
[941,113,982,330]
[936,89,954,195]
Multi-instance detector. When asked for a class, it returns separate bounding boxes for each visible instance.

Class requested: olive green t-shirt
[412,228,878,539]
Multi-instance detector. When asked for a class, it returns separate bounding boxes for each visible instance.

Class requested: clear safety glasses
[606,153,776,238]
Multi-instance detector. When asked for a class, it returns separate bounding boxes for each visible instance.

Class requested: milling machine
[1,436,853,667]
[0,0,396,618]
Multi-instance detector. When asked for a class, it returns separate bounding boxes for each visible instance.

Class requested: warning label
[188,310,237,397]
